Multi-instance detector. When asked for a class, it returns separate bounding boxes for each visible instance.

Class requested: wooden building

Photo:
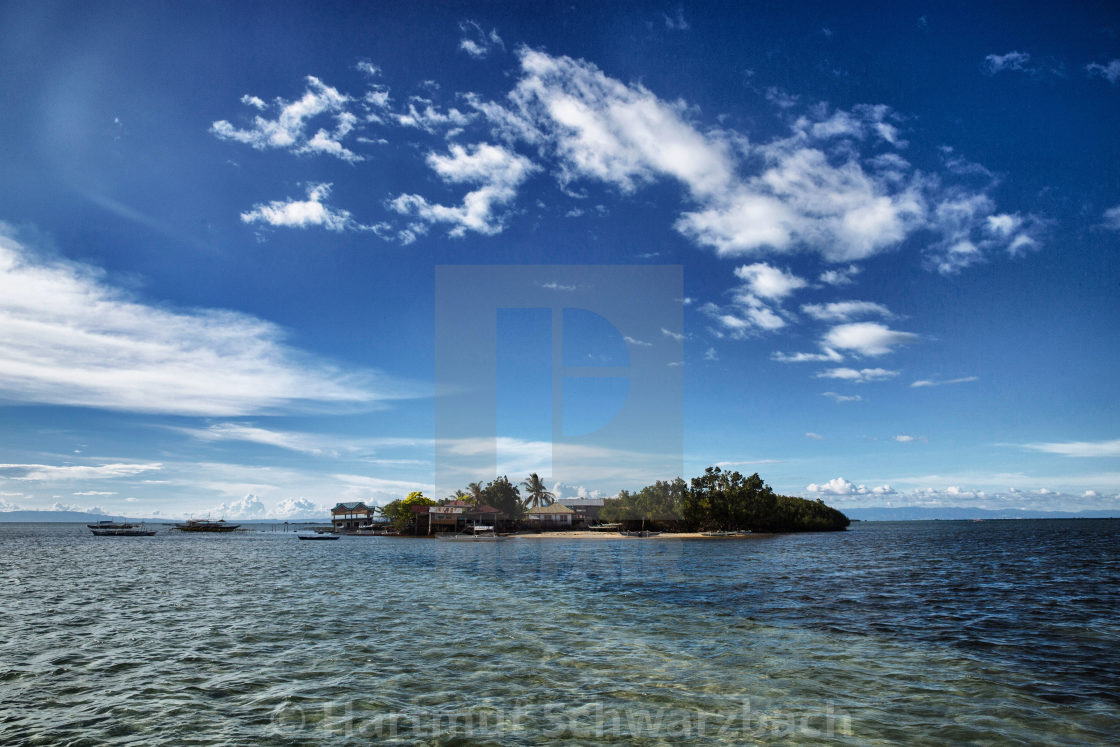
[331,501,374,531]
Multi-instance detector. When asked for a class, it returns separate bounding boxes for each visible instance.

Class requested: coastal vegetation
[600,468,849,531]
[378,491,434,531]
[433,467,848,533]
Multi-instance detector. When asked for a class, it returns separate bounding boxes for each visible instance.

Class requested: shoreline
[507,531,767,540]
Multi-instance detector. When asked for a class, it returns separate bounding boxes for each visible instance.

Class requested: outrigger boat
[87,520,138,530]
[91,524,157,536]
[618,530,661,537]
[174,518,241,533]
[297,532,341,540]
[438,525,502,541]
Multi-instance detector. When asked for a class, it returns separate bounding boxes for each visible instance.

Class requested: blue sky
[1,1,1118,518]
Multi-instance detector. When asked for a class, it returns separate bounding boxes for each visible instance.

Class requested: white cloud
[458,20,504,59]
[926,197,1044,274]
[806,477,893,495]
[0,229,405,416]
[395,98,474,135]
[213,51,1031,265]
[211,76,362,161]
[73,490,117,496]
[822,322,918,357]
[801,301,892,322]
[0,462,162,481]
[1021,438,1120,458]
[540,281,577,291]
[983,51,1031,75]
[181,423,332,456]
[550,481,603,501]
[47,502,105,514]
[1102,205,1120,231]
[212,493,268,519]
[663,8,689,31]
[910,376,978,388]
[624,336,652,347]
[273,497,327,519]
[1086,60,1120,85]
[818,265,860,286]
[661,327,685,342]
[771,347,843,363]
[815,367,898,383]
[822,391,861,403]
[893,435,915,443]
[733,263,807,300]
[390,143,537,237]
[805,432,823,440]
[704,347,718,361]
[241,183,368,232]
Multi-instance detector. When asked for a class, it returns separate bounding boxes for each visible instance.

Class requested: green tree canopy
[481,476,522,519]
[378,491,435,530]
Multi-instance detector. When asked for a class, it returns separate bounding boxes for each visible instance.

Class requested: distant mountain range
[0,510,329,523]
[845,506,1119,521]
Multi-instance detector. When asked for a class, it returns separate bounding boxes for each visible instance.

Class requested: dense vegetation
[384,467,848,533]
[600,467,849,532]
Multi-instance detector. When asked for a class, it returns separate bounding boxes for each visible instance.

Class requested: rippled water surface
[1,520,1118,744]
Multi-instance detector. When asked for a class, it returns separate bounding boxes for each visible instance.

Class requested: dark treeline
[600,467,850,532]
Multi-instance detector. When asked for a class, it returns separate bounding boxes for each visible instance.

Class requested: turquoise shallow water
[1,520,1117,744]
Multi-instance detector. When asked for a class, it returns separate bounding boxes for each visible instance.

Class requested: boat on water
[619,530,661,538]
[174,519,242,533]
[700,529,752,537]
[87,520,138,530]
[438,525,502,541]
[91,525,157,536]
[297,532,341,541]
[587,522,622,531]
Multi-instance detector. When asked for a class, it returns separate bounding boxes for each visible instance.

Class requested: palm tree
[466,481,484,506]
[520,473,555,509]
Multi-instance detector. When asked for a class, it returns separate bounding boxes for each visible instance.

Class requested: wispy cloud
[390,143,537,237]
[982,51,1032,75]
[822,391,862,403]
[815,367,898,383]
[1020,438,1120,458]
[910,376,978,388]
[1086,59,1120,85]
[1102,205,1120,231]
[211,76,362,161]
[0,462,162,481]
[0,229,411,416]
[458,20,504,59]
[801,301,892,322]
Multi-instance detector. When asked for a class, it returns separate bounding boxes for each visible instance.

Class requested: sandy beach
[508,531,763,540]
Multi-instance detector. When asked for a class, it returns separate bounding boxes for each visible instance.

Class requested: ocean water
[0,520,1117,744]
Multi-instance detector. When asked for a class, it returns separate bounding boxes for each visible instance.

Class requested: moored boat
[174,518,242,533]
[91,525,157,536]
[87,520,138,530]
[619,530,661,537]
[297,532,341,540]
[438,525,502,541]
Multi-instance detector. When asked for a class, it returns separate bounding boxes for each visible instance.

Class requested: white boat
[438,526,502,541]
